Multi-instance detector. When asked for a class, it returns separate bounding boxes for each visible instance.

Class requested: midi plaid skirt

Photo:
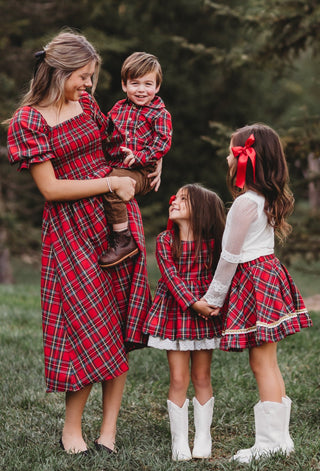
[8,95,151,392]
[220,254,312,351]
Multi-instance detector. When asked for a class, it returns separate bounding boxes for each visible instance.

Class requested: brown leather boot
[99,229,139,268]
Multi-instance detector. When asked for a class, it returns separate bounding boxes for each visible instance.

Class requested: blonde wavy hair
[21,30,101,108]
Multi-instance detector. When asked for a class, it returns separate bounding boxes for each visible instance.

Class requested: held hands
[121,146,136,167]
[208,306,220,317]
[191,299,220,319]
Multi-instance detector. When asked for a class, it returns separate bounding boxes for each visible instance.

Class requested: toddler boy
[99,51,172,268]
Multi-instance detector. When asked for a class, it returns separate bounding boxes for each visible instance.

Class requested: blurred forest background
[0,0,320,282]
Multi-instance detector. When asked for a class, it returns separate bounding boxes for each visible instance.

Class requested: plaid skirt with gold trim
[220,254,312,351]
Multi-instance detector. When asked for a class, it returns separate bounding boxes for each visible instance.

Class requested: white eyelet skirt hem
[147,336,221,351]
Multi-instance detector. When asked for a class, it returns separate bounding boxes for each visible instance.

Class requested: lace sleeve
[203,196,258,306]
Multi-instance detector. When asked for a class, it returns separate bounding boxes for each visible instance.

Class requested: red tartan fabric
[143,230,223,340]
[105,96,172,167]
[7,92,151,392]
[219,254,312,351]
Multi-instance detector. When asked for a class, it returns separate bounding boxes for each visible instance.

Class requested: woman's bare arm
[30,160,136,202]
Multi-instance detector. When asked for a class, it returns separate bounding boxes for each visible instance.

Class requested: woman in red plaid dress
[143,184,226,461]
[202,124,313,463]
[7,31,152,454]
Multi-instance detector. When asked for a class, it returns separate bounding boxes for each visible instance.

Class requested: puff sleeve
[7,107,55,171]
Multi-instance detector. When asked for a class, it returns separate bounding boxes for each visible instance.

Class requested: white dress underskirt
[147,336,221,351]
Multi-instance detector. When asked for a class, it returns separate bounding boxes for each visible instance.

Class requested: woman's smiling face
[64,61,96,101]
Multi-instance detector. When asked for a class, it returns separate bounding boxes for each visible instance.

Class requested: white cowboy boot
[282,396,294,454]
[167,399,192,461]
[232,401,287,464]
[192,396,214,458]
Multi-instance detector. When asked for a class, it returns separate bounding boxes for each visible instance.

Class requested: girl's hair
[171,183,226,271]
[121,52,162,87]
[228,123,294,243]
[21,30,101,108]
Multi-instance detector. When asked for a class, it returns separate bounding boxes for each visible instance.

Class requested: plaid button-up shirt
[105,96,172,168]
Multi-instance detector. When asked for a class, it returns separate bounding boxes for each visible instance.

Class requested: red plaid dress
[143,230,223,340]
[204,191,312,351]
[219,254,312,351]
[7,92,151,392]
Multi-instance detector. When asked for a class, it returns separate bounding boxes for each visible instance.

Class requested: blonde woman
[7,30,154,454]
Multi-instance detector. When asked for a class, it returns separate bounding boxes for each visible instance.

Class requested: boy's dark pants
[103,164,156,225]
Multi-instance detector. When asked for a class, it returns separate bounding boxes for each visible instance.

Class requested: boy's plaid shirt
[104,96,172,167]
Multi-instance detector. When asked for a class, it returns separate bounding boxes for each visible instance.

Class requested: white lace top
[204,190,274,307]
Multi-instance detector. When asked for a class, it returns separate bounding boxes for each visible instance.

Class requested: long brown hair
[171,183,226,271]
[21,30,101,109]
[228,123,294,243]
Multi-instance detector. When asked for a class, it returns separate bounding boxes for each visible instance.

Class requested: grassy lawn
[0,258,319,471]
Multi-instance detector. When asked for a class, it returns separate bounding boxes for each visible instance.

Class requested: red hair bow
[231,134,256,189]
[167,195,176,230]
[169,195,176,206]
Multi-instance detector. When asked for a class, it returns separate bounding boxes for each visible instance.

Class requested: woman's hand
[30,160,135,202]
[109,176,136,202]
[148,158,162,192]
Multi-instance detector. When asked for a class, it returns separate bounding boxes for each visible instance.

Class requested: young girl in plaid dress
[143,183,226,461]
[202,123,312,463]
[7,31,153,455]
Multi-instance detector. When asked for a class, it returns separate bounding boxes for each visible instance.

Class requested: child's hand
[191,300,216,319]
[208,307,220,316]
[121,146,136,167]
[199,297,220,317]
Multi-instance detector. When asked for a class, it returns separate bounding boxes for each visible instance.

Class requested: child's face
[169,189,191,223]
[227,141,240,184]
[122,71,160,106]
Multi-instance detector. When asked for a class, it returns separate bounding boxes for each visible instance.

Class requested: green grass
[286,259,320,299]
[0,259,319,471]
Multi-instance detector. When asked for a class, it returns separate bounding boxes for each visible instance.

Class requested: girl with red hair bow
[202,123,312,463]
